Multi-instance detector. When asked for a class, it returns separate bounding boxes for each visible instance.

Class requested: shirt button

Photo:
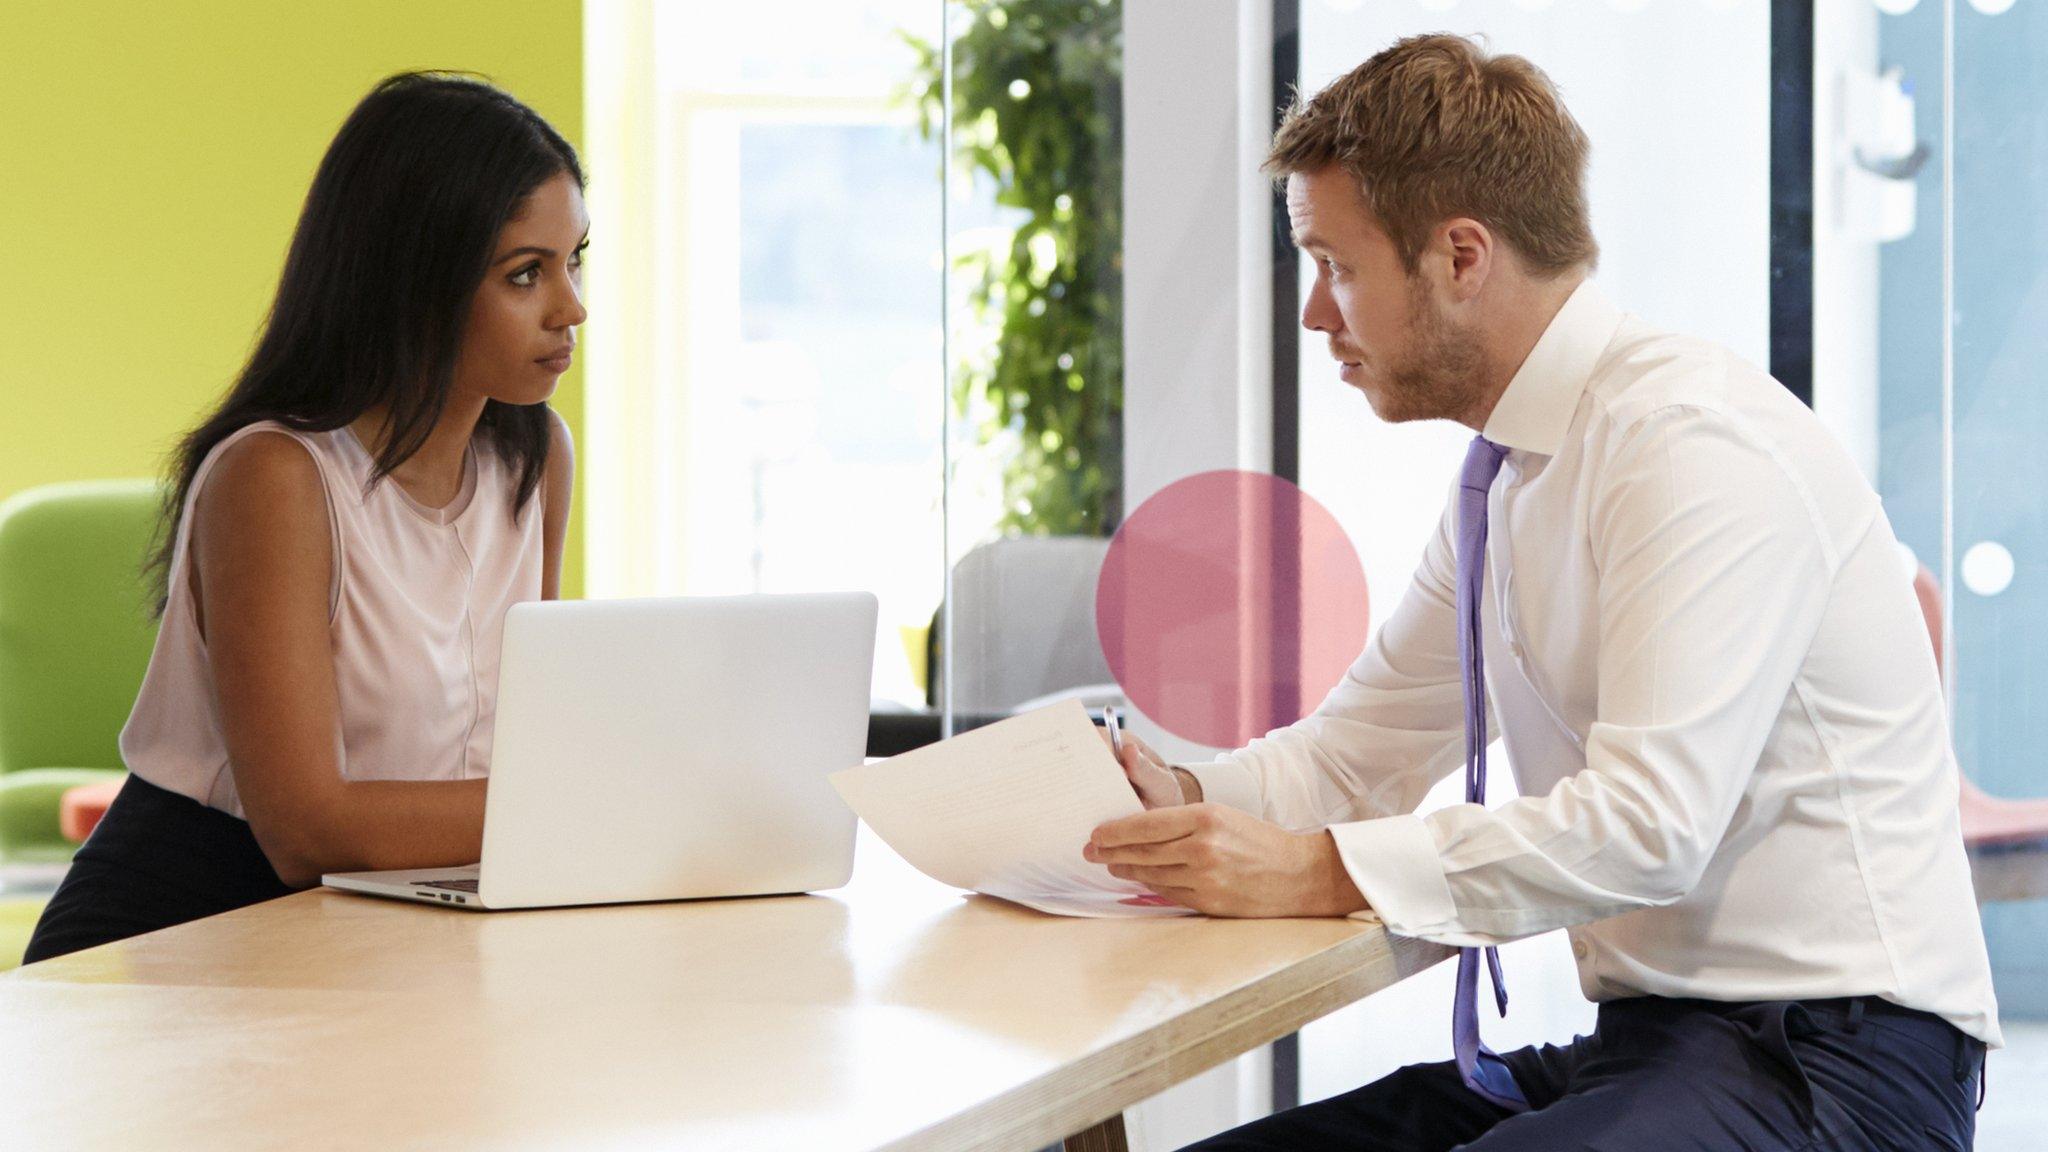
[1571,937,1589,960]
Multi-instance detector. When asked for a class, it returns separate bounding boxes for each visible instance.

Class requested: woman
[24,72,587,962]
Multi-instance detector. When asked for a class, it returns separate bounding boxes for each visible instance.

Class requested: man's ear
[1439,217,1495,303]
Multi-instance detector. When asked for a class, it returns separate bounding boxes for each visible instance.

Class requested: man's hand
[1083,804,1370,918]
[1095,728,1194,809]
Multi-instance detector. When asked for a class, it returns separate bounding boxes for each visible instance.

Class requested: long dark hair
[151,71,583,610]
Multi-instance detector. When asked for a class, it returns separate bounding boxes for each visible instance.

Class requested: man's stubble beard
[1371,279,1492,425]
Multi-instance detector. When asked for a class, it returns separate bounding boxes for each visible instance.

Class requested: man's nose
[1302,274,1339,334]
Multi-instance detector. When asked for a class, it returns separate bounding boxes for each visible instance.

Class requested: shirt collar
[1480,279,1624,458]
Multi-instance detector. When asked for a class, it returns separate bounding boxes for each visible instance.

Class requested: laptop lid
[476,592,876,909]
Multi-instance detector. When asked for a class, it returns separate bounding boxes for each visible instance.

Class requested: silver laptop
[324,592,877,910]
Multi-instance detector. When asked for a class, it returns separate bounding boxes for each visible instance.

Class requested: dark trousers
[23,774,294,965]
[1188,996,1984,1152]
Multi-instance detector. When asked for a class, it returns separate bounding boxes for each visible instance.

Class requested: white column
[1123,0,1273,512]
[1119,3,1279,1146]
[582,0,663,598]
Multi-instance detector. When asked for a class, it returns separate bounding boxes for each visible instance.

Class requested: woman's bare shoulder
[189,428,333,622]
[197,429,327,530]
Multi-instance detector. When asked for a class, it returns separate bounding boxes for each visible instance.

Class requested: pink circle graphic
[1096,470,1369,749]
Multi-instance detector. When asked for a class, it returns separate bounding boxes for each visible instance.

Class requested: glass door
[1868,0,2048,1018]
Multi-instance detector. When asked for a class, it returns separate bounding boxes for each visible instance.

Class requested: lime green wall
[1,1,588,596]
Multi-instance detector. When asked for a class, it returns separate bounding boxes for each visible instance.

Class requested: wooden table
[0,837,1452,1151]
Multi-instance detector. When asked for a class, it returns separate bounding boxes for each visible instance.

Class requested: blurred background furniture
[929,536,1117,714]
[59,779,123,844]
[1912,564,2048,902]
[0,480,159,968]
[868,536,1124,757]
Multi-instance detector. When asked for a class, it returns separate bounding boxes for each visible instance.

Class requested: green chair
[0,895,45,971]
[0,480,162,865]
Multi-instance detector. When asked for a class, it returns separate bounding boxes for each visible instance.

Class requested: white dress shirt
[1189,282,2001,1045]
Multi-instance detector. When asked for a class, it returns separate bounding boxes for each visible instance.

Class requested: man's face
[1286,167,1485,424]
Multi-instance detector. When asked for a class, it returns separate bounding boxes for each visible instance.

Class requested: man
[1086,33,1996,1151]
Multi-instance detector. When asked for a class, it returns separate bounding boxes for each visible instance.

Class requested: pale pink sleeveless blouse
[122,421,544,818]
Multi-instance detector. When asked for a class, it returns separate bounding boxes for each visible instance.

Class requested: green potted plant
[907,0,1124,537]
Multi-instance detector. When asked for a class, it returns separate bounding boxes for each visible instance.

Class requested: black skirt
[22,773,297,965]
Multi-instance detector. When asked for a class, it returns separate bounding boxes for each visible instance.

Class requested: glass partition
[1944,0,2048,1018]
[586,0,2043,1141]
[1867,0,2048,1022]
[934,0,1127,726]
[585,0,951,708]
[1289,0,1772,1101]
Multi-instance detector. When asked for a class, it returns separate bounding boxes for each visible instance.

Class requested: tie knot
[1460,436,1508,492]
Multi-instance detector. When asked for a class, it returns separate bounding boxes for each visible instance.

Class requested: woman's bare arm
[192,432,486,888]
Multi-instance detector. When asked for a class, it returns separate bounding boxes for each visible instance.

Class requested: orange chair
[58,779,122,844]
[1912,565,2048,900]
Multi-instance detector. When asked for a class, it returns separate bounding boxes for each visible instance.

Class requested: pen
[1102,706,1124,760]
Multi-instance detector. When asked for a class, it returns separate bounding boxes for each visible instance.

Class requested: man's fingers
[1087,837,1194,866]
[1119,738,1163,769]
[1106,863,1196,886]
[1138,883,1202,909]
[1090,804,1209,849]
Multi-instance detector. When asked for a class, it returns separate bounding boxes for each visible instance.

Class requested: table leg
[1271,1032,1299,1110]
[1062,1113,1129,1152]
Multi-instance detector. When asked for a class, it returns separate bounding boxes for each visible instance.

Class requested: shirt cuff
[1328,815,1458,937]
[1182,759,1262,814]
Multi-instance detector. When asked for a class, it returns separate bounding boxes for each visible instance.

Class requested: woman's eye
[510,263,541,287]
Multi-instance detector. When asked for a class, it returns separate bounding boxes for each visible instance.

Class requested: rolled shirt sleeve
[1325,406,1845,947]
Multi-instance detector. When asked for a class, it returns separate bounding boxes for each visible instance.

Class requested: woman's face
[454,171,589,407]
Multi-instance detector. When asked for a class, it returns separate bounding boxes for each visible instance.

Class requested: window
[586,0,958,705]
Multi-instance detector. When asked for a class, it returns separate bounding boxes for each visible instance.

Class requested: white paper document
[830,701,1195,918]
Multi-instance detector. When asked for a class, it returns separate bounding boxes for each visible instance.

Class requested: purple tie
[1453,435,1528,1112]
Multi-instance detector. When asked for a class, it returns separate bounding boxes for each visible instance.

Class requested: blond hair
[1267,34,1597,277]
